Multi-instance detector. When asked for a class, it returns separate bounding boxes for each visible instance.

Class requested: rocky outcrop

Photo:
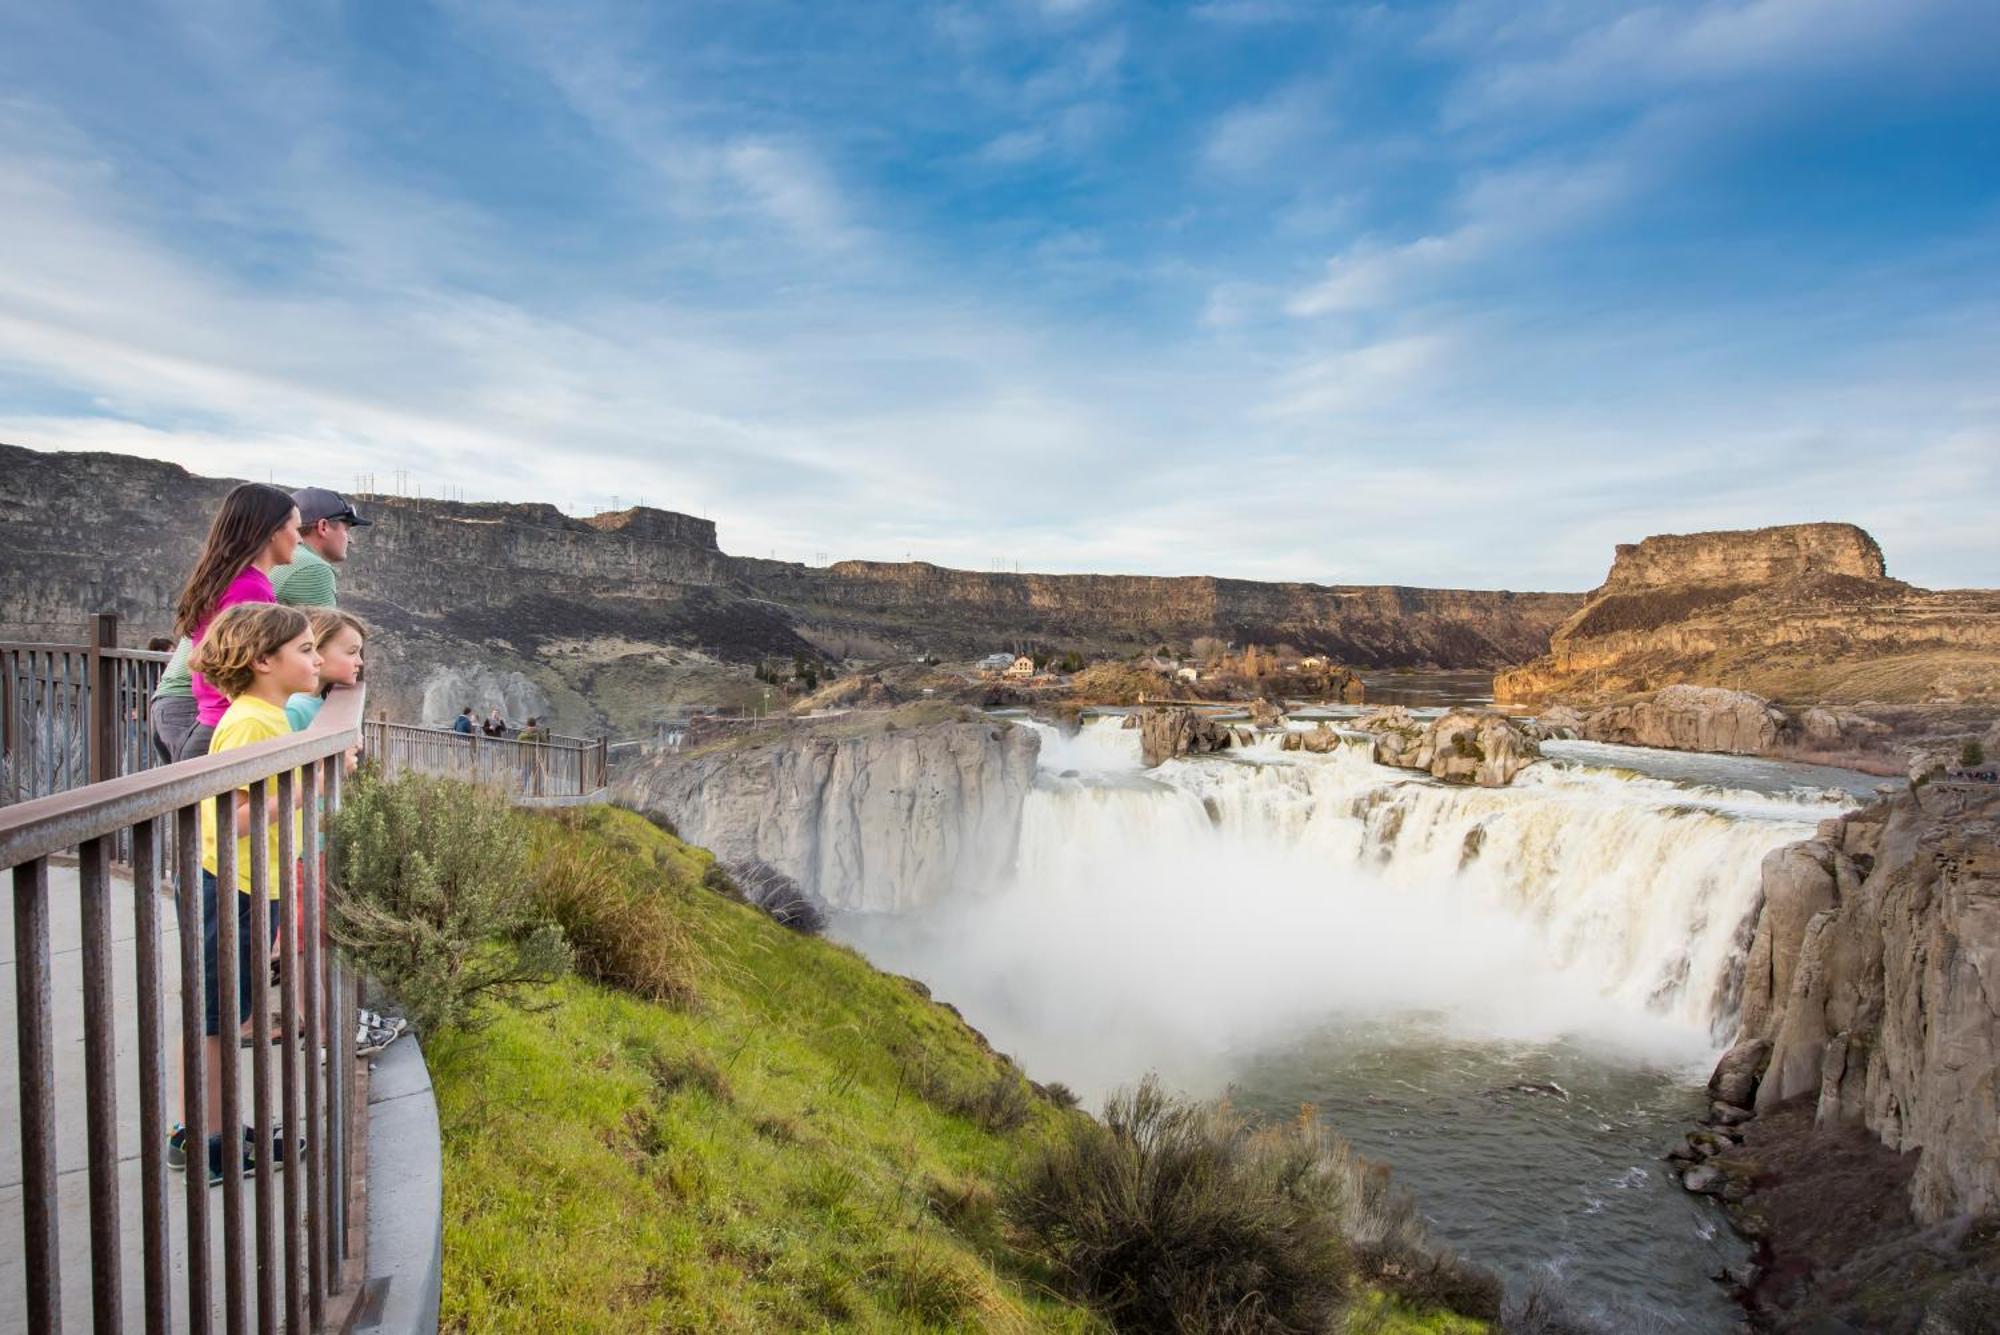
[1495,523,2000,707]
[1135,708,1242,767]
[418,664,552,730]
[1355,707,1541,786]
[1716,784,2000,1224]
[1279,722,1346,754]
[1580,685,1793,756]
[614,709,1040,912]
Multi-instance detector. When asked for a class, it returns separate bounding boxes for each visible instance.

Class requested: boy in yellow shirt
[173,603,320,1181]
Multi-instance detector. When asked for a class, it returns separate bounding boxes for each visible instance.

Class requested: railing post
[89,611,118,785]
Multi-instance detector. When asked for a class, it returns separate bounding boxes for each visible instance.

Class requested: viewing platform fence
[2,679,370,1333]
[2,615,172,811]
[363,720,609,805]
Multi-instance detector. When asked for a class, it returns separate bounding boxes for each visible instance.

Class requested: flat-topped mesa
[1495,521,2000,708]
[1600,523,1887,592]
[584,506,721,550]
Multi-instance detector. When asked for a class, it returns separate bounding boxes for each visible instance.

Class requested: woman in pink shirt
[171,483,304,760]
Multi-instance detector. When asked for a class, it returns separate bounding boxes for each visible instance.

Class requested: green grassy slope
[430,806,1486,1333]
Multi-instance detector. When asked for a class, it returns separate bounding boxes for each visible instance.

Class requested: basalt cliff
[0,444,1580,731]
[612,707,1039,912]
[1496,524,2000,708]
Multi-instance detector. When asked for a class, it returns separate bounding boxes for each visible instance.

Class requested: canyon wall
[613,710,1040,911]
[743,558,1581,667]
[1727,784,2000,1223]
[1496,523,2000,707]
[0,445,1586,733]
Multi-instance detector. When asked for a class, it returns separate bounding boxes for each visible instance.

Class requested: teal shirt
[272,545,337,609]
[285,693,324,732]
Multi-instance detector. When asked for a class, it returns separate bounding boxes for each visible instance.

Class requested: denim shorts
[201,871,278,1037]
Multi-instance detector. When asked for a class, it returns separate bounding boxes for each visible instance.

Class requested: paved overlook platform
[0,863,318,1332]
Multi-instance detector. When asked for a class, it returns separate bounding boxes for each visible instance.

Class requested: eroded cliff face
[613,711,1041,912]
[741,559,1582,668]
[1728,784,2000,1223]
[2,444,1583,734]
[1496,524,2000,707]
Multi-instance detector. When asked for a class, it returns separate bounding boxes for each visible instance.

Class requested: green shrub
[1008,1076,1352,1333]
[1961,739,1987,767]
[329,772,569,1036]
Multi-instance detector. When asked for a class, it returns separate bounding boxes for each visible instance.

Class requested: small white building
[1004,655,1038,680]
[976,652,1015,675]
[1176,666,1200,684]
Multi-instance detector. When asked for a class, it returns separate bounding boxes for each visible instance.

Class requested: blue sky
[2,0,1996,589]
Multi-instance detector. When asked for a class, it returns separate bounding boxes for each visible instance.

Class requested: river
[828,684,1894,1329]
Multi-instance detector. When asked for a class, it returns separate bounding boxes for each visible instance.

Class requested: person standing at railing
[150,484,369,765]
[148,483,300,764]
[168,603,320,1180]
[270,485,370,607]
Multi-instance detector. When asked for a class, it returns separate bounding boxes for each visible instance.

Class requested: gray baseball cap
[292,486,372,527]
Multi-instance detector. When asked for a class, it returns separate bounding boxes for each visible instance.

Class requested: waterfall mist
[834,717,1850,1100]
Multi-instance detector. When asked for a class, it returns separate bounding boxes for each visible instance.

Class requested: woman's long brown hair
[173,482,298,639]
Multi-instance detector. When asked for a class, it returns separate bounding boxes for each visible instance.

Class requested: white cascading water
[844,715,1854,1092]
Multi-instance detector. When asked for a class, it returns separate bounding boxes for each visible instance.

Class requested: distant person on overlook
[517,717,545,743]
[482,707,507,737]
[149,483,299,764]
[453,707,475,734]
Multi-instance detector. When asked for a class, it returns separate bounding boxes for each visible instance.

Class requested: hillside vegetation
[416,804,1500,1332]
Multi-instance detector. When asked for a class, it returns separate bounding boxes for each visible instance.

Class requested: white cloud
[1287,156,1633,316]
[1200,83,1326,175]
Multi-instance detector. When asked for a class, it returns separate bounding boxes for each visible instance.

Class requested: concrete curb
[350,1033,442,1334]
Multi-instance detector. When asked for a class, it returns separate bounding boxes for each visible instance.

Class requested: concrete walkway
[0,862,316,1333]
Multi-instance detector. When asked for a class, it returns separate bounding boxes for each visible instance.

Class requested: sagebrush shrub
[529,820,696,1004]
[329,772,568,1035]
[1008,1076,1352,1333]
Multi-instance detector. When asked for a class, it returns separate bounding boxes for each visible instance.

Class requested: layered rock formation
[1712,783,2000,1224]
[613,709,1040,912]
[1496,523,2000,707]
[2,444,1581,733]
[741,558,1582,668]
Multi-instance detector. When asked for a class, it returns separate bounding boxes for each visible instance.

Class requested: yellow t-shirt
[200,695,302,898]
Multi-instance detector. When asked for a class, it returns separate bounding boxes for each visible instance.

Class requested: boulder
[1280,722,1343,754]
[1533,704,1586,740]
[1136,707,1236,768]
[1421,710,1541,787]
[1583,684,1792,756]
[1708,1037,1773,1109]
[1249,698,1286,728]
[1356,706,1428,769]
[1682,1164,1724,1196]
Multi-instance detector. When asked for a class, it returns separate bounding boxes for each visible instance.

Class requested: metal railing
[2,682,369,1333]
[363,719,609,802]
[2,614,172,807]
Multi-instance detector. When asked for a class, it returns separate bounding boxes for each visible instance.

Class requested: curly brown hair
[188,604,312,699]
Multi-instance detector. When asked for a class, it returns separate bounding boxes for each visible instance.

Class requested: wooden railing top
[369,718,598,749]
[0,684,365,870]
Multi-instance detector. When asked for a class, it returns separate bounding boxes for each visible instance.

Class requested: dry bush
[1008,1077,1352,1334]
[528,822,696,1004]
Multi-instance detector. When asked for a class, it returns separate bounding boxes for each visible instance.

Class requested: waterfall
[839,715,1852,1083]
